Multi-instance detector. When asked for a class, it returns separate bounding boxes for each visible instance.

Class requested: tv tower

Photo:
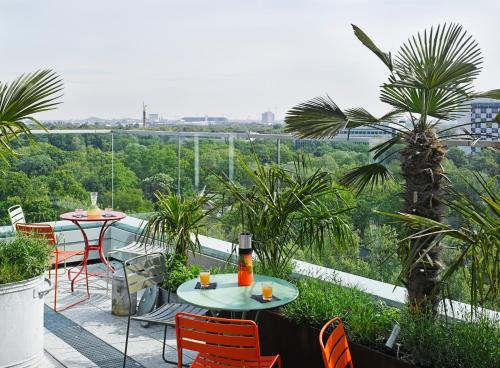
[142,101,147,128]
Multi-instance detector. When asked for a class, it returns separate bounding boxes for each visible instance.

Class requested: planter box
[257,310,414,368]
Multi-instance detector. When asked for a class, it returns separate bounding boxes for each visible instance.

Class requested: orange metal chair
[319,317,354,368]
[176,312,282,368]
[16,223,87,311]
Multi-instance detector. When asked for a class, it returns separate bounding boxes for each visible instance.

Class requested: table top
[176,273,299,312]
[60,211,126,222]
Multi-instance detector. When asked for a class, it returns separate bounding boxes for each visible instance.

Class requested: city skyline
[1,0,499,120]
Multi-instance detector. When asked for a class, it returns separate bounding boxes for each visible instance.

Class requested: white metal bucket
[0,275,51,368]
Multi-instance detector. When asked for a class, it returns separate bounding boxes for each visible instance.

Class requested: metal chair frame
[8,205,25,232]
[105,240,165,294]
[15,222,88,311]
[175,312,282,368]
[122,253,207,368]
[319,317,354,368]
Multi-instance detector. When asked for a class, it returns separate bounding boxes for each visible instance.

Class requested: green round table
[176,273,299,318]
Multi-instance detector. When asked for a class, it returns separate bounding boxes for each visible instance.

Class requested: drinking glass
[261,282,273,301]
[199,271,210,288]
[75,208,84,216]
[104,207,113,215]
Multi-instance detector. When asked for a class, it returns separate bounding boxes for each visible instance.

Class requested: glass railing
[2,128,499,311]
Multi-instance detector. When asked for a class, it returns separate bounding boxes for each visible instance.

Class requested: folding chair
[16,223,87,311]
[8,205,25,232]
[175,312,282,368]
[122,253,207,368]
[106,240,165,293]
[319,317,354,368]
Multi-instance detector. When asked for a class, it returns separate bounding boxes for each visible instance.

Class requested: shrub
[163,254,200,292]
[0,235,51,284]
[281,277,399,347]
[400,311,500,368]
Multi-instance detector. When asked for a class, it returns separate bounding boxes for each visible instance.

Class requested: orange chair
[319,317,354,368]
[16,223,87,311]
[176,312,282,368]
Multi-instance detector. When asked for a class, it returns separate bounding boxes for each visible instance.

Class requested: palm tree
[138,191,217,264]
[284,24,499,313]
[0,70,63,161]
[382,173,499,313]
[218,154,356,279]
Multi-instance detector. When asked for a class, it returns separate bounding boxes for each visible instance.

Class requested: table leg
[97,220,117,272]
[69,221,91,292]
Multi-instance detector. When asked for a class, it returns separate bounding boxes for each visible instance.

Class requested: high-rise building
[261,111,275,124]
[468,98,500,152]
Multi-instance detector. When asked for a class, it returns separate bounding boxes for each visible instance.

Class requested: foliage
[138,191,217,263]
[0,70,63,162]
[282,277,399,347]
[142,173,173,202]
[218,153,356,279]
[0,235,51,284]
[399,310,500,368]
[163,253,200,292]
[381,173,500,310]
[284,23,499,312]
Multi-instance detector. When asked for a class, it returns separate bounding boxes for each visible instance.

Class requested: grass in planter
[281,277,399,347]
[399,311,500,368]
[0,235,51,284]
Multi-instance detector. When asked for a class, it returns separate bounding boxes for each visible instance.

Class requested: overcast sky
[1,0,498,120]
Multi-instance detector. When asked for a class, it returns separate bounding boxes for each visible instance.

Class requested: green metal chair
[122,252,207,368]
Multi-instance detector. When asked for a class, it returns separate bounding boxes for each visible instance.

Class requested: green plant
[285,23,499,313]
[399,310,500,368]
[282,277,399,347]
[382,173,499,311]
[138,190,217,264]
[163,254,200,292]
[218,154,356,279]
[0,235,51,284]
[0,70,63,162]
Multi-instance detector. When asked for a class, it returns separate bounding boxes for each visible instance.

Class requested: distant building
[148,113,159,123]
[181,116,228,125]
[261,111,275,124]
[468,98,499,152]
[337,124,397,138]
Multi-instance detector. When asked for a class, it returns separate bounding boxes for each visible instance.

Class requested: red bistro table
[60,211,126,304]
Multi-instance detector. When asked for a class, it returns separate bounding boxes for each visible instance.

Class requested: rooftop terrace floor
[43,263,196,368]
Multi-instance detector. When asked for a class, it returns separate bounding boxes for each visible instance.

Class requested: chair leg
[123,315,131,368]
[162,325,188,367]
[53,255,59,311]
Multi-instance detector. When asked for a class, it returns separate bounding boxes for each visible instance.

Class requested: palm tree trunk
[400,129,446,314]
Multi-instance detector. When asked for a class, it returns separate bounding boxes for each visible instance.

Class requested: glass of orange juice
[261,282,273,301]
[199,271,210,288]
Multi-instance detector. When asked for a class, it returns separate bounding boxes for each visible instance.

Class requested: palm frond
[284,95,347,138]
[340,163,394,194]
[352,24,393,71]
[473,89,500,99]
[379,173,500,310]
[370,134,404,161]
[0,70,63,161]
[381,23,482,121]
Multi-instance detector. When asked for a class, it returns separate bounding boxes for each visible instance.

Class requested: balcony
[1,129,498,368]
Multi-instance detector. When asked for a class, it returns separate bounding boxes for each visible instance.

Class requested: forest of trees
[1,131,498,307]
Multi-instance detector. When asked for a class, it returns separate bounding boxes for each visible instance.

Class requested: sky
[1,0,499,120]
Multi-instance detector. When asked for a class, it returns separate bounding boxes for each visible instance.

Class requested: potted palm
[138,190,217,302]
[284,23,499,314]
[218,154,356,279]
[0,70,63,367]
